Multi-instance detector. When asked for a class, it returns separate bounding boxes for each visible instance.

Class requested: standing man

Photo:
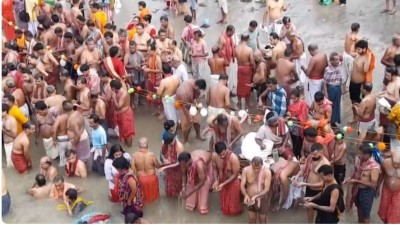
[217,0,228,24]
[246,21,260,52]
[190,30,209,80]
[53,100,72,167]
[269,32,287,69]
[110,79,135,147]
[212,142,241,215]
[263,0,287,35]
[131,137,162,204]
[176,78,207,143]
[343,23,361,91]
[275,48,299,98]
[208,47,228,80]
[235,33,255,110]
[88,114,108,176]
[323,52,343,127]
[124,41,145,108]
[12,123,35,175]
[178,151,211,215]
[353,83,377,145]
[301,44,328,106]
[288,32,306,85]
[378,149,400,224]
[35,101,59,159]
[381,34,400,87]
[160,16,175,40]
[218,25,237,96]
[2,103,17,168]
[157,71,181,125]
[345,143,380,224]
[240,156,272,224]
[207,74,232,122]
[294,143,331,223]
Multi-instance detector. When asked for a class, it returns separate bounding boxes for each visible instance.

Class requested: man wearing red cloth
[212,142,241,215]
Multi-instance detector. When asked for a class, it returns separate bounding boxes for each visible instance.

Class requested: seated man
[64,150,87,178]
[49,175,82,201]
[309,91,333,134]
[57,188,93,216]
[28,174,52,198]
[39,156,58,182]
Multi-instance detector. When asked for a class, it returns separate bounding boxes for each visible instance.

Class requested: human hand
[244,195,251,205]
[296,182,306,187]
[303,197,313,202]
[303,202,315,209]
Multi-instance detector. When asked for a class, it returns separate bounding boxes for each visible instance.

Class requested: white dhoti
[206,106,226,124]
[342,51,354,85]
[304,78,323,106]
[20,103,30,119]
[28,21,39,37]
[210,74,220,86]
[268,18,283,36]
[241,132,273,162]
[218,0,228,13]
[43,137,59,159]
[163,95,179,124]
[358,119,376,136]
[191,60,208,80]
[390,137,400,150]
[227,62,238,94]
[3,142,14,168]
[293,53,307,84]
[57,135,70,167]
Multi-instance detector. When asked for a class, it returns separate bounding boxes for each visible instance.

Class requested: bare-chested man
[263,0,287,35]
[160,16,175,40]
[156,29,171,63]
[62,33,75,61]
[67,100,91,164]
[381,34,400,88]
[235,33,255,109]
[294,143,331,223]
[301,44,328,106]
[269,32,287,69]
[110,79,135,147]
[134,23,151,54]
[353,83,377,146]
[75,77,91,137]
[5,79,29,118]
[31,74,48,105]
[252,50,270,99]
[212,142,241,215]
[53,27,66,53]
[80,38,102,70]
[208,47,228,77]
[2,103,17,167]
[64,149,87,178]
[39,156,58,182]
[131,137,162,203]
[288,32,306,87]
[240,156,272,223]
[53,100,73,167]
[157,72,180,125]
[377,149,400,223]
[12,123,35,175]
[176,78,207,143]
[99,72,117,136]
[28,174,52,198]
[309,91,333,134]
[345,143,380,224]
[73,36,86,65]
[207,74,232,123]
[330,131,347,186]
[89,91,107,133]
[32,43,60,87]
[350,40,374,107]
[208,113,244,155]
[103,32,119,58]
[343,23,361,90]
[35,100,59,159]
[378,67,400,129]
[275,48,299,98]
[70,0,83,34]
[59,70,76,101]
[45,85,66,113]
[218,25,236,95]
[168,40,183,63]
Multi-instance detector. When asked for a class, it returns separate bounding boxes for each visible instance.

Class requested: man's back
[133,151,157,176]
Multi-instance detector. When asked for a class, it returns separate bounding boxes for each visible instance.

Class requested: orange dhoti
[11,151,29,174]
[378,184,400,223]
[186,176,211,214]
[115,108,135,141]
[138,174,160,204]
[220,178,241,215]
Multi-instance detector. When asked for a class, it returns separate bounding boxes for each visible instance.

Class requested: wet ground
[2,0,400,223]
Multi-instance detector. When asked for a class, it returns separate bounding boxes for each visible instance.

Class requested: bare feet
[381,9,390,13]
[390,9,397,15]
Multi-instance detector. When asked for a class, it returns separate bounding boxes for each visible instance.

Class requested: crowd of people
[1,0,400,223]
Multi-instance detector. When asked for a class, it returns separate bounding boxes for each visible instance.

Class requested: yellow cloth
[94,11,107,34]
[16,34,25,49]
[128,28,137,41]
[56,197,93,211]
[9,105,29,134]
[25,0,38,21]
[388,103,400,139]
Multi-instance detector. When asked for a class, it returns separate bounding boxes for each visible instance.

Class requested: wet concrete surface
[2,0,400,223]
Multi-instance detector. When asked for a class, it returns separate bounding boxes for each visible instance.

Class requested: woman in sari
[2,0,16,40]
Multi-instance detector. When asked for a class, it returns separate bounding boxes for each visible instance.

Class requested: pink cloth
[87,68,100,93]
[186,157,210,214]
[191,39,208,63]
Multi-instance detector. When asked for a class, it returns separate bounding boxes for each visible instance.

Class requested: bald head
[6,79,15,88]
[40,156,52,166]
[212,46,220,54]
[139,137,148,148]
[254,50,262,61]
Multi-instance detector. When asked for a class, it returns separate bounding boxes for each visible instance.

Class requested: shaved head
[139,137,148,148]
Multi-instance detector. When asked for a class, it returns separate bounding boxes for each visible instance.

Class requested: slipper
[381,9,390,13]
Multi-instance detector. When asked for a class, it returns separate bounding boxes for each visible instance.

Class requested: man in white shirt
[171,56,189,84]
